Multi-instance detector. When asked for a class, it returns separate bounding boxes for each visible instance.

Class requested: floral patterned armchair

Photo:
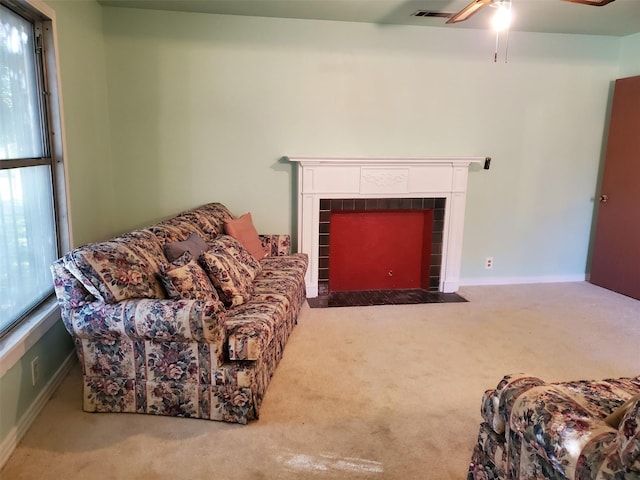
[51,203,307,424]
[468,373,640,480]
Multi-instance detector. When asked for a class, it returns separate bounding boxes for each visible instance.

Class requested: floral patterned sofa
[468,373,640,480]
[51,203,307,424]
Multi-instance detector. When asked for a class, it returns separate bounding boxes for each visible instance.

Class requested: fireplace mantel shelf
[287,156,485,167]
[287,156,482,297]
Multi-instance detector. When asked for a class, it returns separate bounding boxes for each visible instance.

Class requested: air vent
[412,10,452,18]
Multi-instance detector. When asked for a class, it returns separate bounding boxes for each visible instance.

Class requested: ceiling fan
[446,0,616,25]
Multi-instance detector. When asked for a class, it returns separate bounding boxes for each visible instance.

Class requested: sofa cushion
[259,253,308,279]
[200,236,262,307]
[64,230,166,304]
[224,213,268,261]
[164,233,209,262]
[174,203,234,241]
[148,203,234,247]
[225,300,285,361]
[259,234,291,257]
[223,253,308,361]
[150,223,198,247]
[159,253,220,303]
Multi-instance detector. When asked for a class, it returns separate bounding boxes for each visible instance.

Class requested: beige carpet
[3,283,640,479]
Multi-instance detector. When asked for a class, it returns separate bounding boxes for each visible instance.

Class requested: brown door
[589,75,640,300]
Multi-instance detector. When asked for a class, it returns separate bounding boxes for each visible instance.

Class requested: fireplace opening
[317,197,445,297]
[329,209,434,292]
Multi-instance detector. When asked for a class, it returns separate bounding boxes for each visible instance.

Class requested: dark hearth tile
[307,297,328,308]
[311,289,467,308]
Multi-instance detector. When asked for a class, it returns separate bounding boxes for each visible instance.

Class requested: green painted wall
[101,7,620,281]
[0,321,73,442]
[620,33,640,77]
[52,0,115,247]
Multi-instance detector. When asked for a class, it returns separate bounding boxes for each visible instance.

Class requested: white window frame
[0,0,71,376]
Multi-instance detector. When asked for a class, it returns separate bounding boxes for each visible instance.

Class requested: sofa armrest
[480,373,546,435]
[259,234,291,256]
[66,298,227,344]
[510,384,620,479]
[617,395,640,472]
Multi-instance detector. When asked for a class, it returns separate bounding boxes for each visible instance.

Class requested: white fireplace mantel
[287,157,484,297]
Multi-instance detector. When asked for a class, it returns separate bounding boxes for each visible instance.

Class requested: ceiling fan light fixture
[491,0,512,32]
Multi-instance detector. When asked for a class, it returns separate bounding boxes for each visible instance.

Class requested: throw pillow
[164,232,209,263]
[224,213,268,261]
[65,230,167,304]
[199,235,262,307]
[159,252,220,302]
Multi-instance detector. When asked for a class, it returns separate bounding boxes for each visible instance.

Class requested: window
[0,1,68,338]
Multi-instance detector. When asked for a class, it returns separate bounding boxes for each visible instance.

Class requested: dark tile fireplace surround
[308,197,467,308]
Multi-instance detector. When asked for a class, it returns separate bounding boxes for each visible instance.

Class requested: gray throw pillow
[164,233,209,262]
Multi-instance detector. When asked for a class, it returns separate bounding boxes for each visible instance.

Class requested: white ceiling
[97,0,640,37]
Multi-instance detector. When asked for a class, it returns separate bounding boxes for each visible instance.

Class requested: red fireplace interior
[329,210,434,292]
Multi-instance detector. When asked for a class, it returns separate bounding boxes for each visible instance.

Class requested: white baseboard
[459,274,587,287]
[0,351,76,469]
[306,275,588,295]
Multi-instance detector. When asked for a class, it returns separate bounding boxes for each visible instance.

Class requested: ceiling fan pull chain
[504,28,510,63]
[494,25,510,63]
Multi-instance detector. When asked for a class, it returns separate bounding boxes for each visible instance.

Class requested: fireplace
[318,198,445,295]
[287,157,483,298]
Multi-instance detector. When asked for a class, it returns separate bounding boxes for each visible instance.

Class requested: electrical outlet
[31,356,40,386]
[485,257,494,269]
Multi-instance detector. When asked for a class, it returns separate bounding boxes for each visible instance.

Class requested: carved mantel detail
[361,169,408,188]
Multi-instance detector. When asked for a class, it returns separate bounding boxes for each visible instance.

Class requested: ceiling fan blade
[446,0,493,24]
[561,0,615,5]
